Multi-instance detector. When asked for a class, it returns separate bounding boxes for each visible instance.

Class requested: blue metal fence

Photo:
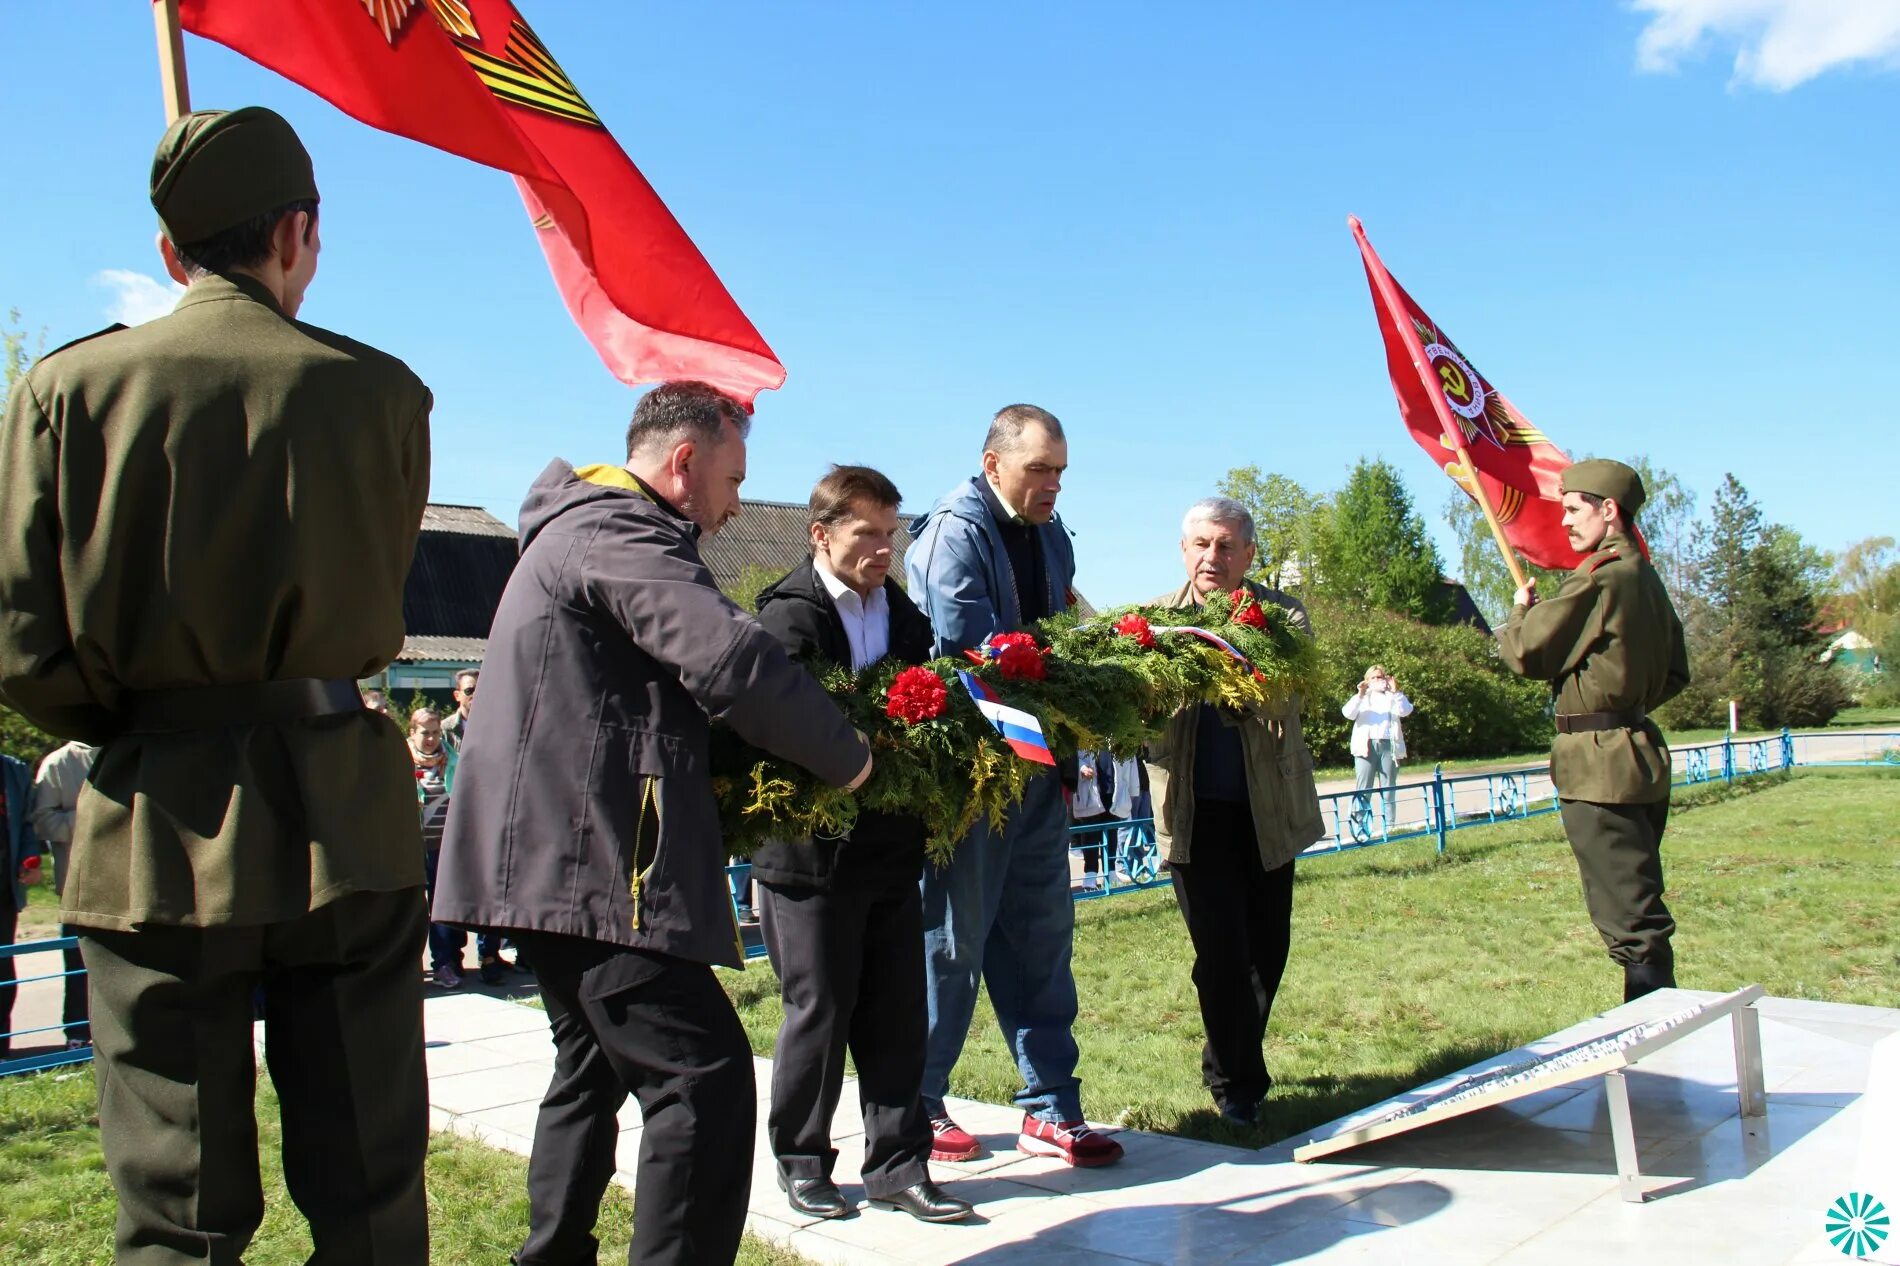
[0,934,92,1076]
[6,729,1894,1076]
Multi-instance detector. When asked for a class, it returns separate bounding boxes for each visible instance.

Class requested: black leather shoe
[868,1179,973,1223]
[1623,961,1676,1002]
[777,1171,851,1220]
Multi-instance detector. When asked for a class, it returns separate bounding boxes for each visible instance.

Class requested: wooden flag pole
[1444,432,1530,591]
[1348,215,1530,593]
[154,0,191,123]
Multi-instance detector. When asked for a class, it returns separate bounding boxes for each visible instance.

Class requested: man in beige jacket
[1144,497,1325,1127]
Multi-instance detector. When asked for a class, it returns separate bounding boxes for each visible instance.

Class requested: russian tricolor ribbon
[958,671,1057,767]
[1151,625,1251,666]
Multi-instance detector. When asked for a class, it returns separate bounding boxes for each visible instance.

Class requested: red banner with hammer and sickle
[1349,216,1583,571]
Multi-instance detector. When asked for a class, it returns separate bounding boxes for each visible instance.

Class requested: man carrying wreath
[750,465,973,1224]
[1144,497,1327,1128]
[906,405,1123,1167]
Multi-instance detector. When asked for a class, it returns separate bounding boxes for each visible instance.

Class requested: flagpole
[153,0,191,123]
[1349,216,1530,592]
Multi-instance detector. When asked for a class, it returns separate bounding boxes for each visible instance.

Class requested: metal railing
[8,729,1893,1072]
[0,934,92,1076]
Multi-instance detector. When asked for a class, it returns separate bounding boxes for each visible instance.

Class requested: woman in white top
[1341,665,1413,829]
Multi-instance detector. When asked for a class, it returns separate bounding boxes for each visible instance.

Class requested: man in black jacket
[751,466,973,1225]
[436,385,874,1266]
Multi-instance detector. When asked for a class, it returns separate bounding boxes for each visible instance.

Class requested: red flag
[176,0,785,405]
[1348,216,1583,571]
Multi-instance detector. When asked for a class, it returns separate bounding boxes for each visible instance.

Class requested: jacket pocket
[1279,739,1325,845]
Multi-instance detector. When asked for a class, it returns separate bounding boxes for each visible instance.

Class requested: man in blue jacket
[905,404,1122,1167]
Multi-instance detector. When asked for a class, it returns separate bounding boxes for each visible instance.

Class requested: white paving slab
[403,989,1894,1265]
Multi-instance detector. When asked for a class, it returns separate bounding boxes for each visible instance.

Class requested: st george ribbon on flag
[1349,216,1584,572]
[957,671,1057,767]
[175,0,785,405]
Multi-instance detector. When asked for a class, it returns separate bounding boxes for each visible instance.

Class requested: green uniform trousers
[78,887,430,1266]
[1558,798,1676,973]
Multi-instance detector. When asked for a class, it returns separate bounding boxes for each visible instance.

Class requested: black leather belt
[121,678,363,733]
[1555,709,1648,734]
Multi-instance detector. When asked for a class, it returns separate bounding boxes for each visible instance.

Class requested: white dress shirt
[815,558,891,671]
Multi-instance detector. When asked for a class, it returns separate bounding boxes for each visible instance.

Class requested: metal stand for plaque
[1603,984,1767,1202]
[1293,985,1770,1204]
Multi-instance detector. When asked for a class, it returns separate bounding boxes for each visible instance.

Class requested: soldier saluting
[1497,459,1690,1003]
[0,108,433,1262]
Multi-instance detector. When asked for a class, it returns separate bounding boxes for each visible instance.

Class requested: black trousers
[1169,799,1296,1111]
[79,887,430,1266]
[759,877,931,1198]
[512,933,755,1266]
[1560,798,1676,975]
[0,897,15,1057]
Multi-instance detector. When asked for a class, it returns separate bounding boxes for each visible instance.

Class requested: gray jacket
[434,461,869,968]
[1142,579,1325,872]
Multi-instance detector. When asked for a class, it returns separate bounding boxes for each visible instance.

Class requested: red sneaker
[928,1113,982,1162]
[1017,1115,1124,1167]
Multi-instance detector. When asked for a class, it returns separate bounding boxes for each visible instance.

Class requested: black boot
[1623,960,1676,1002]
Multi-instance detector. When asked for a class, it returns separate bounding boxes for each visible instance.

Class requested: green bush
[0,703,60,766]
[1300,596,1551,765]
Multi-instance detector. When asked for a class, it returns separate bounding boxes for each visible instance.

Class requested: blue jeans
[1353,740,1399,830]
[919,771,1082,1123]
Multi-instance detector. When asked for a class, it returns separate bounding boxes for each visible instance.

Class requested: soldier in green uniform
[0,108,433,1264]
[1497,460,1690,1003]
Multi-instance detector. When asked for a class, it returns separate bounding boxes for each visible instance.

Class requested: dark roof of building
[700,498,915,599]
[1436,579,1492,635]
[395,635,488,664]
[401,504,518,649]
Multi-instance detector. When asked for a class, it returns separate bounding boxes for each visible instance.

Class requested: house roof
[395,635,490,664]
[399,505,518,662]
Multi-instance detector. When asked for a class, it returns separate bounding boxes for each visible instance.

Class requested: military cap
[1562,459,1646,517]
[150,107,318,245]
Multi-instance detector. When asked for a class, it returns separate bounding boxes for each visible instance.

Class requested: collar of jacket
[978,475,1027,528]
[1156,576,1268,611]
[571,464,698,536]
[172,270,286,317]
[760,558,933,665]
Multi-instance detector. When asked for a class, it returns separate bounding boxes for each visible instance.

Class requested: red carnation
[1230,588,1268,629]
[989,632,1048,681]
[1114,612,1156,649]
[885,666,949,725]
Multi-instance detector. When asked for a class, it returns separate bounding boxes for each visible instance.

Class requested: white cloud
[1632,0,1900,90]
[93,269,186,326]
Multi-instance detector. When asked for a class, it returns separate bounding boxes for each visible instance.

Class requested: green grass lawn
[728,768,1899,1150]
[0,1064,804,1265]
[6,769,1892,1261]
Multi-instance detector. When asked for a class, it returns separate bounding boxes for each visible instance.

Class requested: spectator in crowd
[1069,750,1118,891]
[1116,754,1155,879]
[1342,666,1412,829]
[430,669,519,982]
[410,708,464,989]
[434,381,873,1266]
[440,669,477,752]
[749,465,972,1224]
[1,751,40,1061]
[1143,497,1325,1127]
[30,740,98,1045]
[907,404,1122,1168]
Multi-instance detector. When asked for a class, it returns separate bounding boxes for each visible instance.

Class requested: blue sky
[4,2,1896,605]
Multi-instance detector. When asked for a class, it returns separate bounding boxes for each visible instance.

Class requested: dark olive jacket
[1497,531,1690,804]
[432,463,870,968]
[0,273,431,930]
[748,559,934,890]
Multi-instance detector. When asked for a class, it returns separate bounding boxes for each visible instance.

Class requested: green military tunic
[0,273,432,931]
[1497,532,1690,803]
[1497,530,1690,989]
